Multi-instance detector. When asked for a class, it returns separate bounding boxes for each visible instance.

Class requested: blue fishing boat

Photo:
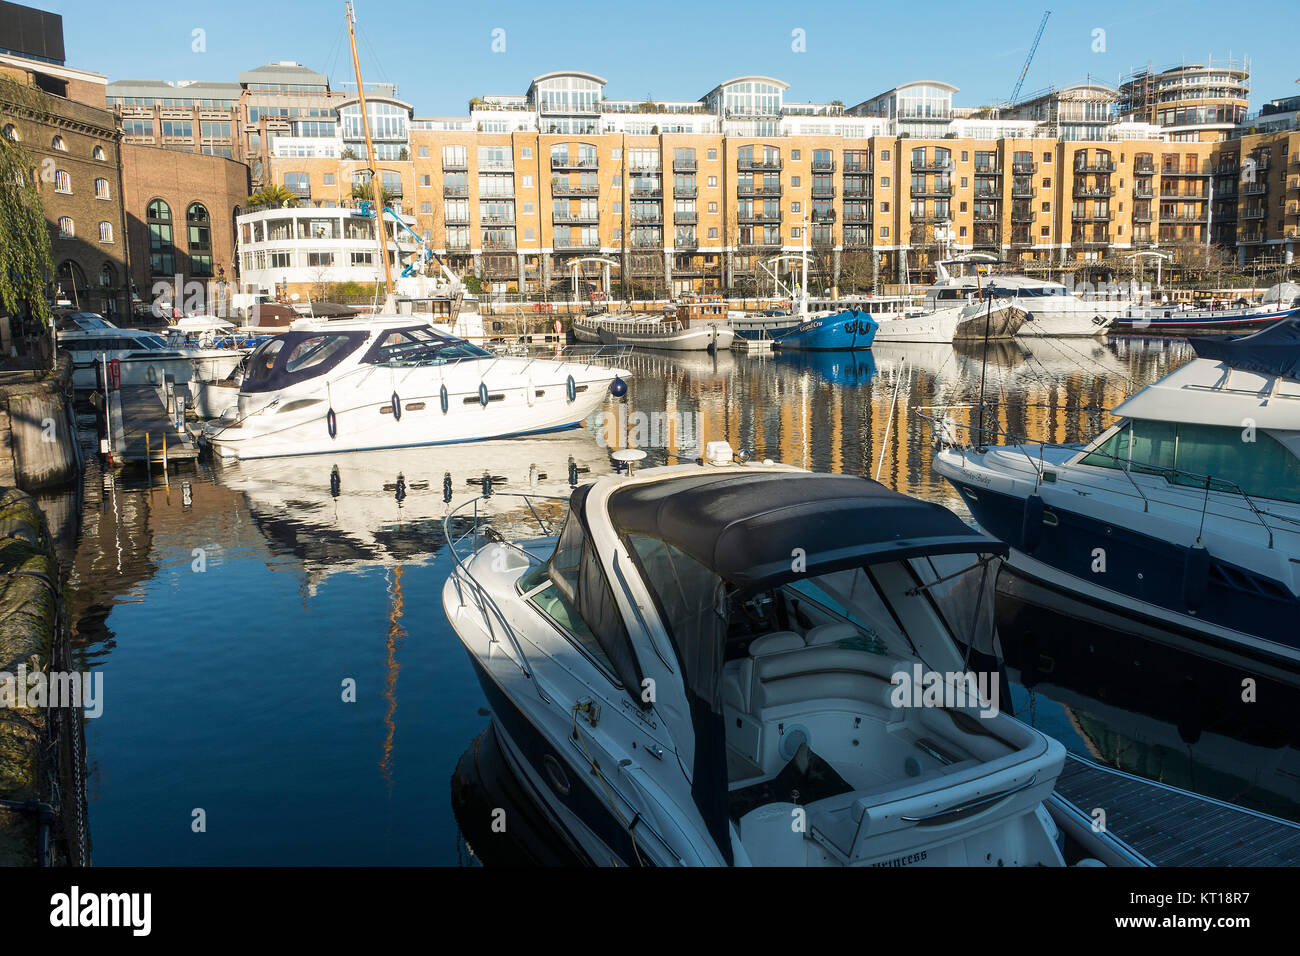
[772,309,879,351]
[774,348,877,386]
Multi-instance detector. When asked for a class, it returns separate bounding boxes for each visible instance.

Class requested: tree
[0,77,55,331]
[351,182,397,206]
[246,184,298,208]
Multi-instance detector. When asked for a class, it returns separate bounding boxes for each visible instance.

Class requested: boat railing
[444,491,572,695]
[917,402,1286,546]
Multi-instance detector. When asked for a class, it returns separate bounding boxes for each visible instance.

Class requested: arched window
[51,135,66,151]
[57,216,74,238]
[380,169,403,202]
[98,221,113,242]
[56,261,87,297]
[2,124,18,141]
[100,262,116,288]
[147,199,175,276]
[187,202,213,277]
[93,146,106,161]
[54,169,71,193]
[95,177,110,200]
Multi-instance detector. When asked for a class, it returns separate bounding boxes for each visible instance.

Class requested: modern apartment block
[87,52,1297,299]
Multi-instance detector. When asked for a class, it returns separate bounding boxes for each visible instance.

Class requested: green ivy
[0,77,55,330]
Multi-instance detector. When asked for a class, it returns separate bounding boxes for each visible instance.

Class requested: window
[521,146,532,159]
[1080,420,1300,503]
[95,177,110,200]
[791,149,801,160]
[93,145,105,161]
[187,202,213,277]
[707,176,717,187]
[880,226,889,238]
[54,169,70,193]
[419,174,431,186]
[324,173,335,185]
[147,200,174,275]
[708,202,717,213]
[270,251,291,269]
[307,251,333,267]
[707,148,717,160]
[98,221,113,242]
[708,227,718,238]
[791,201,801,213]
[58,216,73,238]
[881,177,889,187]
[2,124,18,141]
[522,175,532,188]
[51,135,65,151]
[418,146,428,157]
[881,150,890,161]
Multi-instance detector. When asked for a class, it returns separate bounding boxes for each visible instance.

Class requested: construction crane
[1010,10,1051,104]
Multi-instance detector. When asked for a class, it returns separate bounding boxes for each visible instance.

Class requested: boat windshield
[241,330,369,393]
[362,326,492,366]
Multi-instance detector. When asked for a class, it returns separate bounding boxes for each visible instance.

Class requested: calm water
[62,335,1300,864]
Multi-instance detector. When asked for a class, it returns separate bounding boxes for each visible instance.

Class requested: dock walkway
[1053,753,1300,866]
[110,384,199,465]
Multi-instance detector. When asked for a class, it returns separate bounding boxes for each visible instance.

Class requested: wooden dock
[1051,753,1300,866]
[108,384,199,468]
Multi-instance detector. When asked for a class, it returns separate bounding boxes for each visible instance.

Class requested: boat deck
[1053,753,1300,866]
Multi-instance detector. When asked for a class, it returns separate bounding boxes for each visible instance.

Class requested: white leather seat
[723,631,806,714]
[747,631,805,656]
[804,622,860,646]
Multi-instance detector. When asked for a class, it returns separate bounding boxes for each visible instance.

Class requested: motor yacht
[1111,282,1300,335]
[202,316,629,460]
[932,316,1300,668]
[924,261,1126,337]
[56,313,248,390]
[443,445,1074,866]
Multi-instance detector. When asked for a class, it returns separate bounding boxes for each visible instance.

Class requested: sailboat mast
[799,212,809,317]
[347,2,395,302]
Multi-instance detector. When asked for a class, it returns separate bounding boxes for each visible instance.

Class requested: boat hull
[772,310,878,351]
[598,325,733,351]
[1112,304,1300,335]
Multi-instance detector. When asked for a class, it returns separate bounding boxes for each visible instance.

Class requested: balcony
[554,238,601,251]
[1074,161,1116,173]
[481,238,516,251]
[811,184,836,198]
[673,185,698,198]
[553,181,600,197]
[974,210,1000,222]
[738,184,782,198]
[911,159,953,173]
[1163,165,1211,177]
[1132,211,1153,222]
[286,184,311,200]
[629,186,663,199]
[1072,212,1112,222]
[843,209,872,223]
[674,236,699,250]
[738,210,782,223]
[1133,185,1154,198]
[1011,184,1034,198]
[973,188,1001,200]
[738,240,783,253]
[1073,186,1114,199]
[843,185,873,198]
[629,212,664,225]
[442,158,468,171]
[1134,161,1155,175]
[673,211,698,224]
[1132,237,1155,248]
[443,185,469,198]
[552,211,599,224]
[1241,208,1267,220]
[444,211,471,224]
[811,208,837,222]
[1160,213,1207,223]
[843,163,873,175]
[911,212,951,223]
[629,164,662,175]
[672,158,697,172]
[1012,161,1036,175]
[1247,158,1271,173]
[1239,232,1264,243]
[911,184,954,198]
[1241,182,1267,196]
[446,240,472,252]
[551,155,598,170]
[1071,238,1110,248]
[738,156,782,171]
[973,165,1001,176]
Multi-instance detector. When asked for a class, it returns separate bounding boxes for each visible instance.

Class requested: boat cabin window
[538,500,644,695]
[1080,419,1300,503]
[240,331,368,392]
[363,326,491,366]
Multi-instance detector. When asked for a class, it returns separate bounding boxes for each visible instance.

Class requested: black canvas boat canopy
[607,471,1006,592]
[1191,313,1300,382]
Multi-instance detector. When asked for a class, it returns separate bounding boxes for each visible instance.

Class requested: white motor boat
[925,262,1126,337]
[203,315,629,460]
[873,297,1025,344]
[932,316,1300,668]
[443,444,1077,867]
[57,313,248,390]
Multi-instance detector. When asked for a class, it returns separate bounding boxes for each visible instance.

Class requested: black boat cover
[1191,313,1300,382]
[607,471,1005,592]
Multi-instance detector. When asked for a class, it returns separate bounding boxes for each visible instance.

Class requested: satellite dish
[290,293,301,301]
[610,449,647,464]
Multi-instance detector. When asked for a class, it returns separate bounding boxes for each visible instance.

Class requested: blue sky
[46,0,1295,115]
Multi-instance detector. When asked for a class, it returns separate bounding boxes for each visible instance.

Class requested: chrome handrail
[443,492,572,694]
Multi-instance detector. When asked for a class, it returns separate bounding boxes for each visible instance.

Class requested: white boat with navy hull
[932,316,1300,667]
[203,317,629,460]
[444,447,1084,867]
[597,314,733,351]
